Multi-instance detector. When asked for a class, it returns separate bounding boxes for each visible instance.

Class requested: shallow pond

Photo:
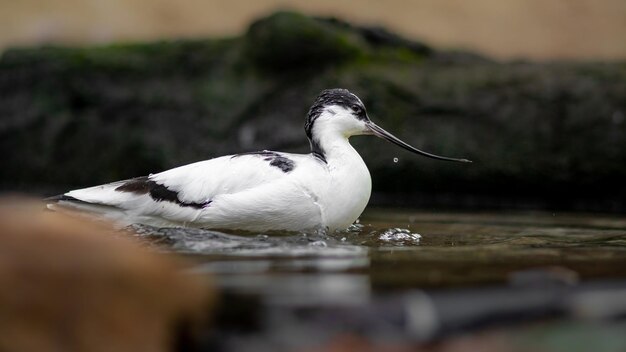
[130,209,626,351]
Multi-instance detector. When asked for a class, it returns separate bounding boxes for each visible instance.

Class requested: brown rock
[0,198,214,352]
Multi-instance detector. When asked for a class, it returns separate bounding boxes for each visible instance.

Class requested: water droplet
[393,157,399,163]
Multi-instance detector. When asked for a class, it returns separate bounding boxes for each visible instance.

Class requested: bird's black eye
[352,105,363,114]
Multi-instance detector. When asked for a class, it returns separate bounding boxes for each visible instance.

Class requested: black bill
[366,122,472,163]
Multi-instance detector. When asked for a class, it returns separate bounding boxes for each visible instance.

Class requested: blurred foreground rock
[0,11,624,211]
[0,198,213,352]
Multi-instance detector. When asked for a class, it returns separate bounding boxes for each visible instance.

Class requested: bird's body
[50,89,469,232]
[61,146,370,232]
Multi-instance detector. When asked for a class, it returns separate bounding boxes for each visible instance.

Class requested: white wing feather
[60,153,325,231]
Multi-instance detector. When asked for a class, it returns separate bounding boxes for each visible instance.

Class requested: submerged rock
[0,12,624,211]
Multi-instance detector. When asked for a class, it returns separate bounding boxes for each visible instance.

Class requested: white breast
[306,142,372,231]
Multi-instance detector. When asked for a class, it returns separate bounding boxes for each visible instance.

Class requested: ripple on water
[127,222,423,259]
[330,224,422,247]
[127,224,367,257]
[378,228,422,246]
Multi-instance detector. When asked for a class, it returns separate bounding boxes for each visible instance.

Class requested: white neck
[309,112,365,163]
[315,130,356,162]
[311,128,372,231]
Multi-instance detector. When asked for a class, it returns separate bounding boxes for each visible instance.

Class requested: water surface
[128,209,626,350]
[130,209,626,288]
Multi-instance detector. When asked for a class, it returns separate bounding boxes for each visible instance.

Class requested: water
[127,209,626,292]
[129,209,626,286]
[127,209,626,350]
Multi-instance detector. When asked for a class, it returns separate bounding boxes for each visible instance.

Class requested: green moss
[243,11,365,73]
[1,39,236,74]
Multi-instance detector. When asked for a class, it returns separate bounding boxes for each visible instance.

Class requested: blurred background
[1,2,626,352]
[1,0,625,211]
[2,0,626,60]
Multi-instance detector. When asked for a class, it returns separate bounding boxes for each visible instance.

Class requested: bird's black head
[302,88,472,164]
[304,88,368,140]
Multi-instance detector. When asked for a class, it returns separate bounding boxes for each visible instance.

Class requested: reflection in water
[129,223,369,256]
[190,257,370,274]
[219,274,371,306]
[130,223,374,305]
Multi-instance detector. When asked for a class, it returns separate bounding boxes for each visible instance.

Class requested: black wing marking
[231,151,295,173]
[116,176,211,209]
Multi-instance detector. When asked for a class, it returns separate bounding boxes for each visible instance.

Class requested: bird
[48,88,471,232]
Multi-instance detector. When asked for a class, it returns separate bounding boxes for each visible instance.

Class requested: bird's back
[51,152,327,231]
